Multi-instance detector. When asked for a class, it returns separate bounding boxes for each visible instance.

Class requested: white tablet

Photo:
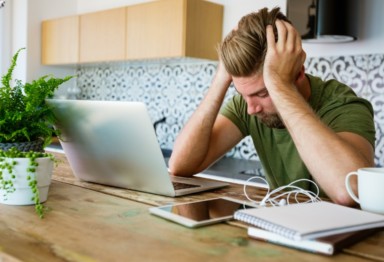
[149,197,257,228]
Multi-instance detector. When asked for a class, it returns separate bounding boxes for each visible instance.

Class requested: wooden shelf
[126,0,223,60]
[41,0,223,65]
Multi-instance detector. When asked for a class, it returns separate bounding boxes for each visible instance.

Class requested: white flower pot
[0,157,54,205]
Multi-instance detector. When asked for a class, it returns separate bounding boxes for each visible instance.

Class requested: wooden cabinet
[41,0,223,65]
[79,7,126,63]
[184,0,223,60]
[126,0,223,60]
[41,15,79,65]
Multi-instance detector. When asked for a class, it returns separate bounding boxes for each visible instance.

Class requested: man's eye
[257,90,269,98]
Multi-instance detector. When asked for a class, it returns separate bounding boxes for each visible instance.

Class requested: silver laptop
[46,99,228,197]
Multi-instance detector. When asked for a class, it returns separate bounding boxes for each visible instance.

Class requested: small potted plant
[0,47,73,218]
[0,148,56,218]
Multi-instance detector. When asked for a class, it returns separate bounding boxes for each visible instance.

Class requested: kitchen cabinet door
[184,0,224,60]
[79,7,126,63]
[126,0,223,60]
[41,16,79,65]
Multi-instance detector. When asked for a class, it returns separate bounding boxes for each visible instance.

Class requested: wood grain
[126,0,223,60]
[41,15,79,65]
[50,152,268,206]
[0,181,373,262]
[79,7,126,63]
[0,151,371,261]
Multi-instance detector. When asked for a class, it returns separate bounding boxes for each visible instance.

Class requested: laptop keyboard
[172,182,200,190]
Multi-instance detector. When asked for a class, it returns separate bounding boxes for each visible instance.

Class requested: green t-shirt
[220,74,375,194]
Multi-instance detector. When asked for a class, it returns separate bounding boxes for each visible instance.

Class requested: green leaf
[0,48,74,145]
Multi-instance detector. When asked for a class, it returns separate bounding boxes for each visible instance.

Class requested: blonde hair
[219,7,290,77]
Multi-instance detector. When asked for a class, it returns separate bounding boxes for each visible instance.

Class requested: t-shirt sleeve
[220,95,250,137]
[320,98,376,148]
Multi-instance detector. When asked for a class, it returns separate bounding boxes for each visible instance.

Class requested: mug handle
[345,172,360,204]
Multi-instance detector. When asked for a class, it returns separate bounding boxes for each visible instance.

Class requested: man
[168,7,375,206]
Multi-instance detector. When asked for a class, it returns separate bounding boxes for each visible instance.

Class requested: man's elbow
[168,158,195,177]
[168,158,182,176]
[330,191,357,207]
[169,166,190,177]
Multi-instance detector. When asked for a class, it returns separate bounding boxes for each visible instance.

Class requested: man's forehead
[233,74,265,93]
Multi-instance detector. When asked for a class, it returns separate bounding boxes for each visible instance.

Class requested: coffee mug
[345,167,384,214]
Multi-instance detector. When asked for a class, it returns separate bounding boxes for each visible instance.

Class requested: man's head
[219,7,293,129]
[220,7,290,77]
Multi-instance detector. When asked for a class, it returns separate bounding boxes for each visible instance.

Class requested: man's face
[232,73,285,128]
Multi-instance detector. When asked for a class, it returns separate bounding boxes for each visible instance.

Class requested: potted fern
[0,47,73,218]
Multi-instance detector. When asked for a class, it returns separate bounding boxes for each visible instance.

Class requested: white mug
[345,167,384,215]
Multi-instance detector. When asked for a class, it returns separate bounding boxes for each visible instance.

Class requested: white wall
[77,0,152,14]
[3,0,384,85]
[208,0,286,37]
[26,0,78,97]
[0,0,27,82]
[0,0,12,76]
[0,0,77,96]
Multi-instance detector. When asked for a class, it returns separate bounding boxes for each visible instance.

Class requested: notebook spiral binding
[234,211,299,240]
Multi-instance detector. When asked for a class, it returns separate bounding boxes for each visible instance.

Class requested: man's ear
[295,65,306,83]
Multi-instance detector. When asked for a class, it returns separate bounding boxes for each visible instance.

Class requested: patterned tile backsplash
[75,54,384,167]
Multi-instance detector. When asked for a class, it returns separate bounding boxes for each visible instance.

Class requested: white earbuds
[243,177,322,207]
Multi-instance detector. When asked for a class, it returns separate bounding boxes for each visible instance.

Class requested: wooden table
[0,153,383,262]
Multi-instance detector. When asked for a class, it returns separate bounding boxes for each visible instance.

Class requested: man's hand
[260,20,374,206]
[216,59,233,89]
[263,20,306,90]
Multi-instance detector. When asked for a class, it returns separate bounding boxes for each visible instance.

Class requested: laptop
[46,99,228,197]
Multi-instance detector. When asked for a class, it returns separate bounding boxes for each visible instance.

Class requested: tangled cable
[243,176,322,207]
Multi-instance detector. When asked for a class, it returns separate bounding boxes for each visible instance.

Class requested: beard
[256,112,285,129]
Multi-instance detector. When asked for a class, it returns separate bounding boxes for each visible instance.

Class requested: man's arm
[168,63,244,176]
[263,20,374,206]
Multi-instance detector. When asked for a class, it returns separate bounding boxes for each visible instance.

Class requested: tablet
[149,197,257,228]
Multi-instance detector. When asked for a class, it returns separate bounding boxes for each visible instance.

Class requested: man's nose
[247,102,262,115]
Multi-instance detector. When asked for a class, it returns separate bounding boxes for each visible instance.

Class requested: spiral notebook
[247,227,378,255]
[234,201,384,241]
